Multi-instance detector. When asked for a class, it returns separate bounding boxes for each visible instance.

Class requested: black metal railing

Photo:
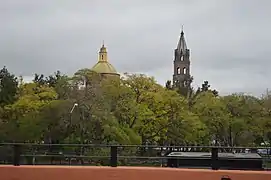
[0,143,270,170]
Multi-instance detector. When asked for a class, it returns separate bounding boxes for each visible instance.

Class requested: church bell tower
[173,28,192,88]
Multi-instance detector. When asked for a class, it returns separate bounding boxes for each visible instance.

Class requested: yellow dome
[91,61,118,74]
[91,43,119,76]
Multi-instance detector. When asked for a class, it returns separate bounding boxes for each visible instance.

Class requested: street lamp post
[68,103,78,143]
[70,103,78,114]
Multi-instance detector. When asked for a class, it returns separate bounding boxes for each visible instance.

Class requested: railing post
[110,145,118,167]
[211,147,219,170]
[13,144,21,166]
[251,148,257,153]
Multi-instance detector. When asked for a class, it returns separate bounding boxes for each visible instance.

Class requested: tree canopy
[0,66,270,147]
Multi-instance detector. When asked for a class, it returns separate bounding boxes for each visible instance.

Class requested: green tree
[21,100,72,143]
[114,74,206,145]
[1,82,58,141]
[222,94,250,146]
[193,91,230,145]
[114,73,164,144]
[161,89,207,145]
[1,66,270,149]
[0,66,18,106]
[34,71,71,99]
[33,73,47,85]
[198,81,219,96]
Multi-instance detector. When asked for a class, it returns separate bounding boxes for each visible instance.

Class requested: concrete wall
[0,166,270,180]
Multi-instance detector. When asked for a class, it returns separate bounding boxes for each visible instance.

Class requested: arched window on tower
[181,55,184,61]
[177,67,181,74]
[101,55,104,60]
[183,67,187,74]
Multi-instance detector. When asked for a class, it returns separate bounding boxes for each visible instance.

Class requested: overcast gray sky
[0,0,270,96]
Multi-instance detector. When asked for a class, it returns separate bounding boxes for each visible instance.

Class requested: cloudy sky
[0,0,270,96]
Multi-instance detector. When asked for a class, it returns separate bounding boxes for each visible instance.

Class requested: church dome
[91,61,118,74]
[90,43,119,76]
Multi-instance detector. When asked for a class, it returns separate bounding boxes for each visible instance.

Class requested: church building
[173,29,192,89]
[91,43,120,79]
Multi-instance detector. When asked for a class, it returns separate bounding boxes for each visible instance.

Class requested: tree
[33,71,71,99]
[165,80,173,90]
[193,91,230,145]
[1,67,270,149]
[222,94,251,146]
[114,73,165,144]
[23,100,72,143]
[67,69,139,145]
[262,91,271,144]
[161,89,207,145]
[0,66,18,106]
[33,73,47,85]
[193,80,218,97]
[113,74,206,145]
[1,82,58,142]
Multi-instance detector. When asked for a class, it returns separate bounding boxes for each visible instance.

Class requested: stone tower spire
[173,28,192,88]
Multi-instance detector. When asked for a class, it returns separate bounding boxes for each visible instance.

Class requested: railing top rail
[0,143,270,149]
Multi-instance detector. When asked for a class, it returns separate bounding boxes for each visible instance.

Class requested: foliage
[0,66,270,148]
[0,66,18,107]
